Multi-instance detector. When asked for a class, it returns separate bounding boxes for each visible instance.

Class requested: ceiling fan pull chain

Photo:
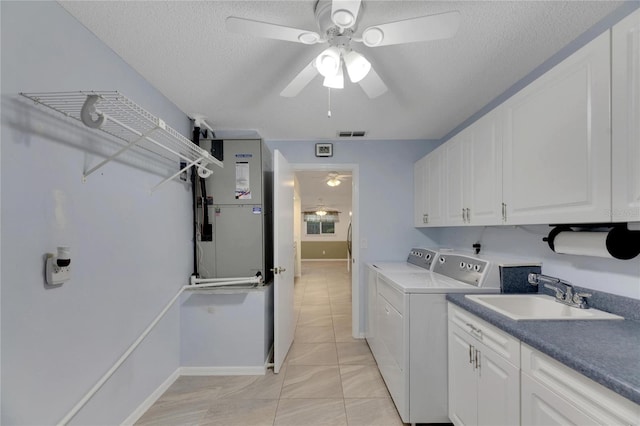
[327,88,332,118]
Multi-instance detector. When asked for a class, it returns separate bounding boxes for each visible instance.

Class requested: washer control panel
[406,248,438,270]
[433,254,490,286]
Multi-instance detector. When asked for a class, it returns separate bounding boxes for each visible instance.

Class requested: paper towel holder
[544,224,640,260]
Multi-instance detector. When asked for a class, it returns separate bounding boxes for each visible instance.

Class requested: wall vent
[337,131,367,138]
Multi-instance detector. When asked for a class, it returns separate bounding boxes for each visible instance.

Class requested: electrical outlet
[46,255,71,286]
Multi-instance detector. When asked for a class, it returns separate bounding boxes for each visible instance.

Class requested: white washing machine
[367,251,500,425]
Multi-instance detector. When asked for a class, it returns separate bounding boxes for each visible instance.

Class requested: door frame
[292,163,361,338]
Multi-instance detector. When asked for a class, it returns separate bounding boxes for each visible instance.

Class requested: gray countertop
[446,293,640,405]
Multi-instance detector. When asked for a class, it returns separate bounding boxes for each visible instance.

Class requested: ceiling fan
[226,0,460,98]
[305,198,341,216]
[325,172,351,187]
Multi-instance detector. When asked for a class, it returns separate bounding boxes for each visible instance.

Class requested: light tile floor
[136,261,406,426]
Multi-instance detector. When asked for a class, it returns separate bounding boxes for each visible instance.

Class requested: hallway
[136,261,404,425]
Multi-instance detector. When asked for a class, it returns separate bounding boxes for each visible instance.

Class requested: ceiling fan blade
[331,0,362,28]
[280,61,319,97]
[358,66,387,99]
[226,16,322,44]
[361,11,461,47]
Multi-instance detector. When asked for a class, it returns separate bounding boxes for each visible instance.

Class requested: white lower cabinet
[521,344,640,426]
[521,372,599,426]
[448,303,640,426]
[448,304,520,426]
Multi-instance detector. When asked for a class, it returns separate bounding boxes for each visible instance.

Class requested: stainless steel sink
[464,294,624,321]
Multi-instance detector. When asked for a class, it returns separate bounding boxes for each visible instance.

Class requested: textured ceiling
[297,170,353,211]
[59,1,624,141]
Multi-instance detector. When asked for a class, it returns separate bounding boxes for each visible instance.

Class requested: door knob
[270,267,286,274]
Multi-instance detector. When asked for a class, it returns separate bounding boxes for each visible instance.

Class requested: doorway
[292,164,360,339]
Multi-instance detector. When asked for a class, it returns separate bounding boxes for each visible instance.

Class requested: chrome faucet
[528,273,592,309]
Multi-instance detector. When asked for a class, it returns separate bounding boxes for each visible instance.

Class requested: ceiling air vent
[337,131,367,138]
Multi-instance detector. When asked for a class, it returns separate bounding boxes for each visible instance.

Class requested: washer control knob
[466,263,473,270]
[439,256,446,264]
[474,264,481,272]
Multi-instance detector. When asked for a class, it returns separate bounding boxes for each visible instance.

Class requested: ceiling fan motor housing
[315,0,363,39]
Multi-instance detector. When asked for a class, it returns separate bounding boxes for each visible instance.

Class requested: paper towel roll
[553,231,613,258]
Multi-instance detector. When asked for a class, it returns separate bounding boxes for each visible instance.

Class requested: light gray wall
[266,139,441,329]
[425,226,640,299]
[1,2,192,424]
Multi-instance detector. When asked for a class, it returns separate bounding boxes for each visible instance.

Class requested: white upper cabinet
[444,131,468,225]
[445,110,503,226]
[425,146,445,226]
[612,9,640,223]
[415,146,445,227]
[466,110,504,225]
[414,156,428,227]
[502,32,612,225]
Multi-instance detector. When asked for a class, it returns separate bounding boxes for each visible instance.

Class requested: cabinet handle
[501,203,506,221]
[475,349,481,370]
[426,214,429,224]
[471,328,483,339]
[466,322,483,339]
[469,344,475,364]
[466,208,470,223]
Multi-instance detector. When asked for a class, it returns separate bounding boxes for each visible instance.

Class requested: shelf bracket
[150,156,208,193]
[82,126,162,182]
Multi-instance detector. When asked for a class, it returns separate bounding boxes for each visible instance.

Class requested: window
[306,220,335,235]
[303,210,339,235]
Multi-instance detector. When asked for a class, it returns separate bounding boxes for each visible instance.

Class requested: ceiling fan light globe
[327,178,341,187]
[298,32,320,44]
[344,50,371,83]
[315,47,341,77]
[323,66,344,89]
[316,210,327,216]
[362,27,384,47]
[332,9,355,28]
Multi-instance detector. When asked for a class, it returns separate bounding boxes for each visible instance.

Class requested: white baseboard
[121,368,180,426]
[122,364,269,425]
[301,259,348,262]
[179,365,266,376]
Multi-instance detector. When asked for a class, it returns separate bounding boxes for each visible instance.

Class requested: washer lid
[379,271,500,294]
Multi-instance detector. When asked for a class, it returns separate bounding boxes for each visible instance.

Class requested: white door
[273,149,295,373]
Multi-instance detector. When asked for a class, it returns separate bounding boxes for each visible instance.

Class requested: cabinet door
[426,147,445,226]
[476,342,520,426]
[448,323,478,426]
[468,110,503,226]
[414,156,428,227]
[502,32,611,225]
[521,373,599,426]
[445,132,469,225]
[612,9,640,222]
